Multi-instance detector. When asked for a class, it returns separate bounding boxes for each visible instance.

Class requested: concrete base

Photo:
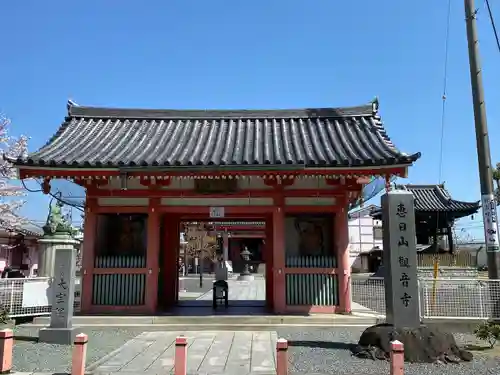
[237,274,254,281]
[38,326,79,345]
[33,313,380,326]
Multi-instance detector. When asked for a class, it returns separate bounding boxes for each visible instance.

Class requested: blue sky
[0,0,499,239]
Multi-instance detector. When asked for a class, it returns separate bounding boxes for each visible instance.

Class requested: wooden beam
[87,188,344,198]
[18,166,409,179]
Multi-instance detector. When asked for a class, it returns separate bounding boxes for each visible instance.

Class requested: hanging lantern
[42,178,51,194]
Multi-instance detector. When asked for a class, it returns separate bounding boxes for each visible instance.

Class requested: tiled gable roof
[396,184,480,212]
[371,184,480,218]
[13,100,420,170]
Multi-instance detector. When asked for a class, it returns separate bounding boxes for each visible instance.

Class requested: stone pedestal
[38,233,80,345]
[237,274,254,281]
[37,233,80,278]
[37,240,56,277]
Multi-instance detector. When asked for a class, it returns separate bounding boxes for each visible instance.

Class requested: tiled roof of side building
[396,184,480,212]
[371,184,480,216]
[12,99,421,169]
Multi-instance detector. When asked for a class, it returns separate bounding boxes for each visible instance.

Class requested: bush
[0,306,10,325]
[474,321,500,348]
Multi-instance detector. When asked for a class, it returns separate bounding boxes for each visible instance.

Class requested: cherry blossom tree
[184,223,218,261]
[181,223,219,274]
[0,115,28,230]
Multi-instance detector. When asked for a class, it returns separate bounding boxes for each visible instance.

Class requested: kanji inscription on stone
[49,247,76,329]
[382,190,420,329]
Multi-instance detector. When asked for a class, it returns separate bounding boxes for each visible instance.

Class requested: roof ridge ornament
[434,184,453,203]
[67,99,79,114]
[371,97,379,115]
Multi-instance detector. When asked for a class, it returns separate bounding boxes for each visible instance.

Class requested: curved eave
[11,154,420,170]
[370,200,480,220]
[415,200,481,213]
[13,100,422,170]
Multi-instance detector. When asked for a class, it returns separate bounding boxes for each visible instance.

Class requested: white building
[348,204,383,272]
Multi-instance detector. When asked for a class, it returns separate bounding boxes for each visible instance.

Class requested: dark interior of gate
[168,219,269,310]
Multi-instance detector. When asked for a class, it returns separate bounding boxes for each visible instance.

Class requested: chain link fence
[0,277,82,318]
[419,278,500,319]
[5,275,500,320]
[352,275,500,320]
[0,277,52,317]
[351,275,386,315]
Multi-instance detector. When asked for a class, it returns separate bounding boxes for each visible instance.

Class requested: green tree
[493,163,500,205]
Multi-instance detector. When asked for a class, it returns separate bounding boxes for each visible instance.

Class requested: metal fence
[0,278,52,318]
[351,275,500,320]
[419,278,500,320]
[0,277,82,318]
[4,274,499,320]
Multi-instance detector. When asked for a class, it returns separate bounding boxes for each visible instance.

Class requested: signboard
[382,191,420,329]
[22,280,50,308]
[481,194,500,252]
[209,207,225,218]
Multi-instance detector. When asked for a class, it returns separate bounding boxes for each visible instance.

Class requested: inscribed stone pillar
[381,191,420,329]
[39,233,79,345]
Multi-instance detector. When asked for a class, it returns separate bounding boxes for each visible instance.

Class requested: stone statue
[43,200,74,236]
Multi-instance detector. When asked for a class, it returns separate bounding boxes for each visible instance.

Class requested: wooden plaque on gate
[195,179,238,194]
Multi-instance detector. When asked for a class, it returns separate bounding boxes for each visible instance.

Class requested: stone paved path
[89,331,277,375]
[196,278,266,301]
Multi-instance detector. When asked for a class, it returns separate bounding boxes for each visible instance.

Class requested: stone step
[32,314,378,326]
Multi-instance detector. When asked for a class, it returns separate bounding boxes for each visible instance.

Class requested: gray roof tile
[14,100,421,169]
[371,184,480,217]
[396,184,480,212]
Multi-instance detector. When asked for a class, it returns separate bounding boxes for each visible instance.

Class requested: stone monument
[353,190,473,364]
[381,190,419,328]
[38,201,80,345]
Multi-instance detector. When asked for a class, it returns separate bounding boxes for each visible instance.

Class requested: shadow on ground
[14,335,38,343]
[288,340,356,351]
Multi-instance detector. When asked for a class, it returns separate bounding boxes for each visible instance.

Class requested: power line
[485,0,500,53]
[432,0,453,254]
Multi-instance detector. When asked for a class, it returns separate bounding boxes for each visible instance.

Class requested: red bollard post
[0,329,13,374]
[174,336,187,375]
[390,340,404,375]
[276,338,288,375]
[72,333,88,375]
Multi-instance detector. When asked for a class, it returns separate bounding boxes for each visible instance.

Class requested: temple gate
[11,99,420,314]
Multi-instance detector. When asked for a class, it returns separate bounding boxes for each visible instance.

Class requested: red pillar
[265,215,274,310]
[336,207,351,313]
[163,215,179,308]
[81,198,97,313]
[273,206,286,313]
[145,199,160,313]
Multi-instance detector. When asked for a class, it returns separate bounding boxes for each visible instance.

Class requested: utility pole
[464,0,500,280]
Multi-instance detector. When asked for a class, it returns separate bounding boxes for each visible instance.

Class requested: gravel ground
[12,326,142,373]
[10,325,500,374]
[277,327,500,375]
